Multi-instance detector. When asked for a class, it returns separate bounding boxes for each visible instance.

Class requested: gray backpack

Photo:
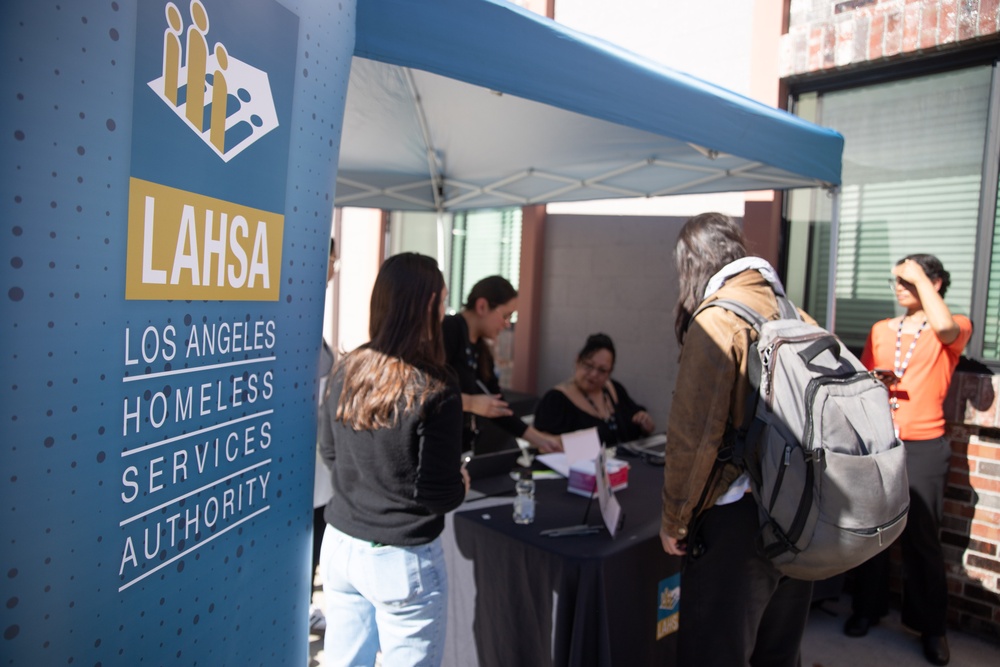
[694,296,909,580]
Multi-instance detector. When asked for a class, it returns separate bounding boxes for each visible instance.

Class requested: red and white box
[567,458,630,497]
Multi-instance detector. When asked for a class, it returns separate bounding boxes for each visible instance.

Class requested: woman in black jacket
[442,275,561,453]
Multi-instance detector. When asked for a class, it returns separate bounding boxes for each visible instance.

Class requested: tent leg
[436,212,448,277]
[824,186,841,330]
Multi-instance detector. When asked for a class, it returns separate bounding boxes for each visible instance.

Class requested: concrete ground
[801,595,998,667]
[307,581,999,667]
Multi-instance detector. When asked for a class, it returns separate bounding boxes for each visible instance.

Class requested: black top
[533,380,647,445]
[442,313,529,448]
[318,363,466,546]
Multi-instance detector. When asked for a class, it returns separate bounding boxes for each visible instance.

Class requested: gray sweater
[319,364,466,546]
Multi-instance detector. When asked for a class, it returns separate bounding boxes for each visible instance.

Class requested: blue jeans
[319,524,448,667]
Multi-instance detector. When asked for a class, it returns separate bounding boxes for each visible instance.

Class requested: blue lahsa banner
[1,1,356,663]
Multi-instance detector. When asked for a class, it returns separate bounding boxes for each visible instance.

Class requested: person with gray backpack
[660,213,818,667]
[660,212,907,667]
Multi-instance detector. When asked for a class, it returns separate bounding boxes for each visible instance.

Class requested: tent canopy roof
[337,0,843,212]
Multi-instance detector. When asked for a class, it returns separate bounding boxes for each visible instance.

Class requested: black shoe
[843,613,876,637]
[921,634,950,666]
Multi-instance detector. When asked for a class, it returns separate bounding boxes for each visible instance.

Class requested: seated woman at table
[443,275,562,453]
[533,333,655,446]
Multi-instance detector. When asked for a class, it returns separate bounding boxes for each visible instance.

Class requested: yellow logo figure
[150,1,279,162]
[656,583,681,639]
[659,585,679,612]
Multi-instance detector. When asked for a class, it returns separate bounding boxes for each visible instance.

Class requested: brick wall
[781,0,1000,76]
[942,371,1000,640]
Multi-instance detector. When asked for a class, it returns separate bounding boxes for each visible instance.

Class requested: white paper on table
[561,427,601,466]
[536,452,570,477]
[594,448,623,537]
[536,427,601,477]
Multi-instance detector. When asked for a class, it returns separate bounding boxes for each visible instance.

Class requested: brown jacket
[660,269,815,540]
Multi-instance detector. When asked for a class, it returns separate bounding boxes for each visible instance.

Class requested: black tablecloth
[453,459,681,667]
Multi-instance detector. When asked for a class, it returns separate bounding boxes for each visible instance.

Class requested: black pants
[849,436,950,635]
[679,495,814,667]
[312,505,326,576]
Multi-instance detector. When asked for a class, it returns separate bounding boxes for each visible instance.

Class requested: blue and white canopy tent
[337,0,845,318]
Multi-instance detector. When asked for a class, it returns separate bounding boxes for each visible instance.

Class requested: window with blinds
[449,208,522,314]
[789,66,995,356]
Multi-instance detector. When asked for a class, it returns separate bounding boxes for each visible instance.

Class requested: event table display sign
[538,428,625,536]
[2,1,356,664]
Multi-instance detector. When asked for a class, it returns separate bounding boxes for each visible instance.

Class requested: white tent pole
[436,212,448,277]
[403,68,444,211]
[824,186,841,330]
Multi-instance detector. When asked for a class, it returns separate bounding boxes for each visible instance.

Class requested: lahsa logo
[148,0,279,162]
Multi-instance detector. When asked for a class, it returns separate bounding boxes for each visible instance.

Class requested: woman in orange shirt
[844,254,972,666]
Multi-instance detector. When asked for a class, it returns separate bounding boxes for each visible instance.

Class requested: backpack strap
[689,298,771,474]
[693,298,767,330]
[684,448,726,557]
[775,294,801,321]
[696,295,801,325]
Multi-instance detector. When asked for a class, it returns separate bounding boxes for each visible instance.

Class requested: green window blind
[803,66,992,351]
[449,208,522,313]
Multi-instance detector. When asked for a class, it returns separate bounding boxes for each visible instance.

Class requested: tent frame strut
[404,67,445,212]
[336,156,834,210]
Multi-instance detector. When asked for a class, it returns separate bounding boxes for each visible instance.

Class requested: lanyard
[889,316,927,412]
[893,316,927,379]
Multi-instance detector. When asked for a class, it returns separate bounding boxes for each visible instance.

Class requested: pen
[544,528,600,538]
[540,525,602,537]
[475,379,492,395]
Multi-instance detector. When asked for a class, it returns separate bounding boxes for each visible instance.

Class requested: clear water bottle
[512,469,535,524]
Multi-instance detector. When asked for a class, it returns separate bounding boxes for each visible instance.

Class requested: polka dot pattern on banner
[2,1,356,664]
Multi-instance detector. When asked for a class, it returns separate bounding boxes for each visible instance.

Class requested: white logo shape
[148,1,278,162]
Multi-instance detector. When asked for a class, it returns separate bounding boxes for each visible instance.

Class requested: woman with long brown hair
[318,252,468,667]
[660,213,814,666]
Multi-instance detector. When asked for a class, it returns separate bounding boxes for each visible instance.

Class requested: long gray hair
[674,213,748,344]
